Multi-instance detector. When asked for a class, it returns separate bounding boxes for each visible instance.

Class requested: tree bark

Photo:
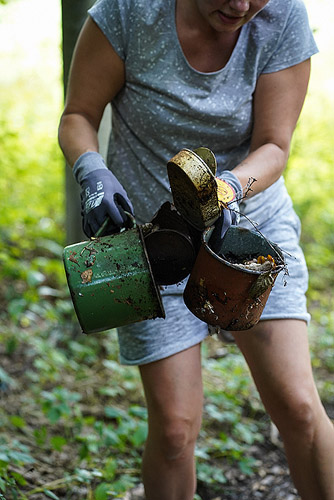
[61,0,94,244]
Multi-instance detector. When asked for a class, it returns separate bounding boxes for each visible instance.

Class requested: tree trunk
[61,0,95,244]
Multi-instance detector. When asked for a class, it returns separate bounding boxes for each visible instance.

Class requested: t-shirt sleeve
[88,0,130,60]
[262,0,318,74]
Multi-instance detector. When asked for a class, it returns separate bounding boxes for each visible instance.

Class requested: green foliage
[40,387,82,423]
[0,0,65,335]
[286,94,334,309]
[195,349,265,493]
[0,436,34,497]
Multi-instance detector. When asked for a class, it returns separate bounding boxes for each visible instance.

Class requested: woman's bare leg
[139,343,203,500]
[233,319,334,500]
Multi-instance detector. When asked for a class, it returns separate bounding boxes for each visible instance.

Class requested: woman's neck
[175,0,240,72]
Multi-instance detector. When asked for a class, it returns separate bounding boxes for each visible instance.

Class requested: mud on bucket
[183,226,285,331]
[63,222,165,334]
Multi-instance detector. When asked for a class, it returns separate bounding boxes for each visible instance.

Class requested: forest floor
[123,423,299,500]
[1,364,302,500]
[2,326,334,500]
[125,406,334,500]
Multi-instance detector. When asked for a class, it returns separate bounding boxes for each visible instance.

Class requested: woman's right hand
[74,152,133,237]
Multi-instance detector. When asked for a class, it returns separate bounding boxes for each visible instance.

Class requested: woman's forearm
[58,112,100,167]
[232,61,310,199]
[231,142,289,199]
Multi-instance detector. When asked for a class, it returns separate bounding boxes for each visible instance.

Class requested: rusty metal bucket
[63,220,165,334]
[183,226,285,331]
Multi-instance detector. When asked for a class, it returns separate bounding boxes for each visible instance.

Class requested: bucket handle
[94,212,136,238]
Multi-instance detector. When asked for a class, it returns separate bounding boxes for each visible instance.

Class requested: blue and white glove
[209,170,242,253]
[73,152,134,238]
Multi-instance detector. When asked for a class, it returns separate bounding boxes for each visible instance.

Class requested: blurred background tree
[61,0,95,244]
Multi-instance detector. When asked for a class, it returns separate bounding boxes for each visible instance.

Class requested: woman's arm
[232,59,311,197]
[58,17,125,167]
[58,18,133,237]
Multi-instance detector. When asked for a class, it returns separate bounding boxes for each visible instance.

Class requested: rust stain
[81,269,93,284]
[69,252,79,265]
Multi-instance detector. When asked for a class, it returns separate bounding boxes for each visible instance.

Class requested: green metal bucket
[63,224,165,334]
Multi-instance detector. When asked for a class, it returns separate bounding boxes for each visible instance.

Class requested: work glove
[73,151,134,238]
[209,170,242,253]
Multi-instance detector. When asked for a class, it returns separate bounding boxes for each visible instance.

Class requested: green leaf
[27,270,45,287]
[36,238,64,257]
[9,416,26,429]
[34,426,47,446]
[205,403,227,423]
[94,482,113,500]
[194,446,210,460]
[129,423,148,447]
[0,478,6,493]
[7,299,27,321]
[10,470,27,486]
[109,476,136,494]
[0,366,16,389]
[0,453,9,463]
[238,456,257,475]
[104,407,127,420]
[50,436,67,451]
[128,406,147,419]
[44,490,60,500]
[197,463,214,484]
[102,427,121,447]
[211,465,227,484]
[46,407,61,423]
[102,457,117,481]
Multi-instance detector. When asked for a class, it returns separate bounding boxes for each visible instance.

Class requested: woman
[58,1,334,498]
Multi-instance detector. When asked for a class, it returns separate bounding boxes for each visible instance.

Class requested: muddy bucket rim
[179,147,216,176]
[183,225,286,330]
[202,226,286,276]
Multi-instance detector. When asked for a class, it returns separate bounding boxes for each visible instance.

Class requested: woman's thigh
[139,343,203,435]
[232,319,322,426]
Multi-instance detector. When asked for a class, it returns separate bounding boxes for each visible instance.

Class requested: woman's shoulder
[245,0,312,48]
[246,0,317,74]
[92,0,171,16]
[256,0,309,27]
[90,0,173,28]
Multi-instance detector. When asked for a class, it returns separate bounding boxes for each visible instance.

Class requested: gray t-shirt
[89,0,318,224]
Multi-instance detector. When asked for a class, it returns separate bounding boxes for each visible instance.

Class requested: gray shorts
[117,178,310,365]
